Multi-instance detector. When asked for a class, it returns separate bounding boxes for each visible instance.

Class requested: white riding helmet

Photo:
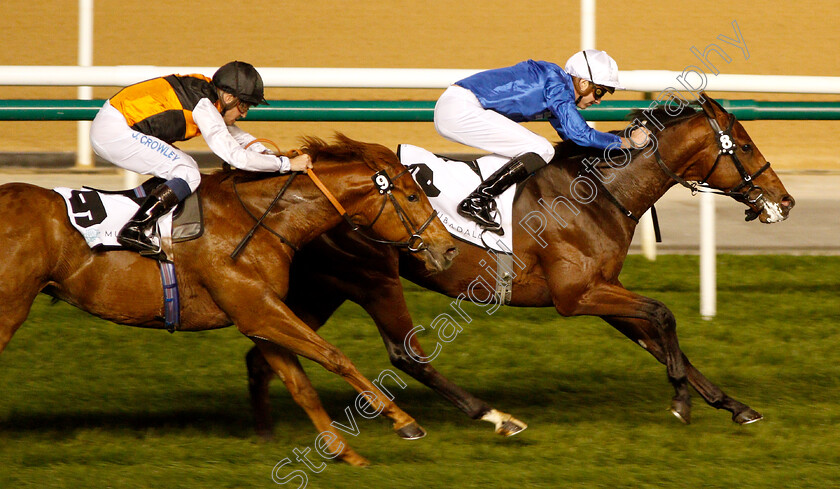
[564,49,624,90]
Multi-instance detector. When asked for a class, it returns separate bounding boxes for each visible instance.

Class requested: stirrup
[117,226,162,255]
[457,198,503,234]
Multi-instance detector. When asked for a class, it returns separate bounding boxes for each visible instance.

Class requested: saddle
[54,177,204,254]
[397,144,516,253]
[53,177,203,332]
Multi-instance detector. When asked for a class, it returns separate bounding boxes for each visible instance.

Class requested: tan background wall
[1,0,838,170]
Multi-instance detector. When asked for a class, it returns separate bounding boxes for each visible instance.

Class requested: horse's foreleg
[682,355,763,424]
[603,316,762,424]
[234,299,425,440]
[364,291,526,436]
[246,288,348,439]
[251,339,370,466]
[558,282,690,421]
[600,315,693,423]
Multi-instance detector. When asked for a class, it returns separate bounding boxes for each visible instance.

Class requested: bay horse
[244,94,795,457]
[0,135,458,466]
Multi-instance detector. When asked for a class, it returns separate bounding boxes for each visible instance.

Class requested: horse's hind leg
[0,293,39,355]
[251,339,370,466]
[0,250,50,354]
[0,184,65,355]
[362,289,527,436]
[246,347,278,440]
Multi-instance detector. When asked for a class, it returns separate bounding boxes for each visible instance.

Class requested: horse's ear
[698,91,728,120]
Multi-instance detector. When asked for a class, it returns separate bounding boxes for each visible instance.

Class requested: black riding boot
[457,152,545,234]
[117,183,181,254]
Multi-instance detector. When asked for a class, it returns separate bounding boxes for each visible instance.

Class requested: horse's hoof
[481,409,528,436]
[497,418,528,437]
[733,408,763,425]
[670,398,691,425]
[395,421,426,440]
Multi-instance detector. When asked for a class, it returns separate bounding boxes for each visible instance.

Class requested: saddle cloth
[397,144,515,252]
[53,179,202,252]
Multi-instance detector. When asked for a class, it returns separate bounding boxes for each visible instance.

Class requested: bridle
[230,164,438,260]
[652,110,771,221]
[589,109,772,227]
[308,166,438,252]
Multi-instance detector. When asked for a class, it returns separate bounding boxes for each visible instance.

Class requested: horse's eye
[407,194,419,202]
[741,144,752,152]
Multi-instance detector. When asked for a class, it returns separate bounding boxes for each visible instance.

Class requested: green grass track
[0,255,838,488]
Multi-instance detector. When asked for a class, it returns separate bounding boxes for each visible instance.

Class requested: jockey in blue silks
[434,49,650,234]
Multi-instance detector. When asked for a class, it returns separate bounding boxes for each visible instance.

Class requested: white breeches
[433,85,555,164]
[90,101,202,192]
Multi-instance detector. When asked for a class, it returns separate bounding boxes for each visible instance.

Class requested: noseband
[654,111,772,214]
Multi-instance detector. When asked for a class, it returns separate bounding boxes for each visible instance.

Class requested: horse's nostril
[445,247,459,259]
[781,195,795,208]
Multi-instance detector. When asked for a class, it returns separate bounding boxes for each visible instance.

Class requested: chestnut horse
[245,95,795,457]
[0,135,458,466]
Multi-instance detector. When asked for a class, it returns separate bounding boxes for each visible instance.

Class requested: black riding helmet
[212,61,268,105]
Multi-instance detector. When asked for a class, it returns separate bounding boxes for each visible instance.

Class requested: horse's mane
[547,104,702,167]
[627,105,700,133]
[300,133,391,173]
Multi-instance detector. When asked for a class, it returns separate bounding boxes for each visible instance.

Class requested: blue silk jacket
[456,59,621,149]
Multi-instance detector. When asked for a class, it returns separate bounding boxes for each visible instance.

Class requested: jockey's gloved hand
[289,154,313,172]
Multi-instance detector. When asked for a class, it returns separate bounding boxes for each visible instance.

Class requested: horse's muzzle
[423,245,459,272]
[752,193,795,223]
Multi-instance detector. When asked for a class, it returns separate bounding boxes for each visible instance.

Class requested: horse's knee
[320,346,355,378]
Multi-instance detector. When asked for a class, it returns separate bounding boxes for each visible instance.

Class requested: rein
[230,172,299,259]
[589,174,662,242]
[230,138,299,259]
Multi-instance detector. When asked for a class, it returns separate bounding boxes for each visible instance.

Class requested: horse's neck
[213,170,347,250]
[290,171,365,247]
[599,122,706,218]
